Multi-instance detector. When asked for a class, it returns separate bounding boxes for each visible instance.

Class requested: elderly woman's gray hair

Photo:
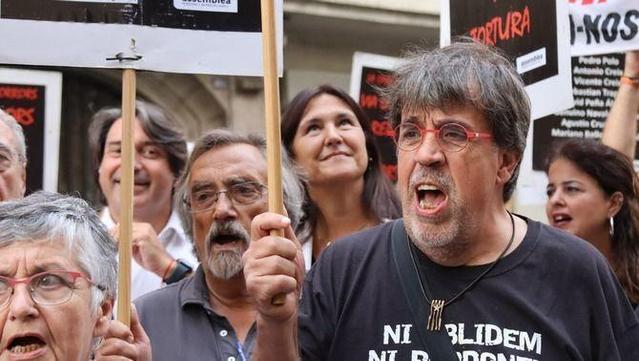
[0,191,117,311]
[175,129,305,240]
[0,109,27,164]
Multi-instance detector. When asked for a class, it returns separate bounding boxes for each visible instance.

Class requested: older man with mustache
[133,129,303,361]
[89,101,197,300]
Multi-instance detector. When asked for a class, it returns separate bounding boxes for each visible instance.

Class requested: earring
[367,157,373,171]
[609,216,615,238]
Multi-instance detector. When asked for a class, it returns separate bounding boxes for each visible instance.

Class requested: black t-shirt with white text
[298,218,639,360]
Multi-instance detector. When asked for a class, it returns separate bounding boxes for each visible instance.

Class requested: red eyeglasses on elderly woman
[0,192,151,361]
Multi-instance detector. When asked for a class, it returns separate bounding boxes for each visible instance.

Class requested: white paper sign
[569,0,639,56]
[0,0,283,76]
[173,0,238,13]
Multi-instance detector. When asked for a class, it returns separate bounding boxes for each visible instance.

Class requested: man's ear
[496,150,520,186]
[607,192,624,218]
[93,297,114,338]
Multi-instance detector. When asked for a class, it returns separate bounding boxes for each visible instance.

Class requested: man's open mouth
[416,184,447,210]
[211,234,243,245]
[8,335,46,354]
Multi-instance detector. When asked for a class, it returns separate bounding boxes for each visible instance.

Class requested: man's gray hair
[0,109,27,165]
[385,39,531,201]
[176,129,305,239]
[0,191,117,311]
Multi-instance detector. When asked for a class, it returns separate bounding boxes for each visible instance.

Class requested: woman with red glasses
[0,192,151,360]
[281,85,401,268]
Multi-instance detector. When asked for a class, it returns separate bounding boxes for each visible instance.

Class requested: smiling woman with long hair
[281,85,401,268]
[545,139,639,310]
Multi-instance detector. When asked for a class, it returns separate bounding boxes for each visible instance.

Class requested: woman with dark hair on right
[545,139,639,312]
[281,84,401,269]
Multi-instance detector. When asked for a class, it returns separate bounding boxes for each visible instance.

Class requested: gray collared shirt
[135,266,255,361]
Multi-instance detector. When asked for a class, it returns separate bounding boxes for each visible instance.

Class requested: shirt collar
[178,266,212,311]
[160,209,186,242]
[100,207,187,246]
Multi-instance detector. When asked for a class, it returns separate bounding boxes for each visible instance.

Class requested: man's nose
[413,130,445,167]
[211,192,238,221]
[133,152,144,171]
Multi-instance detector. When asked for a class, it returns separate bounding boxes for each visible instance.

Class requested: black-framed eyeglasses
[393,122,492,152]
[0,270,104,308]
[185,181,266,213]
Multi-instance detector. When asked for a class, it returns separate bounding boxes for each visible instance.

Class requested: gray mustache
[206,221,249,245]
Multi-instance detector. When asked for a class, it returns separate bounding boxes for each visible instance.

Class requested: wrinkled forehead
[400,101,484,124]
[0,121,19,154]
[188,145,267,188]
[396,81,482,124]
[0,238,79,276]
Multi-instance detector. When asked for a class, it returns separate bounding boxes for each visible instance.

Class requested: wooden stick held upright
[260,0,286,305]
[117,68,136,326]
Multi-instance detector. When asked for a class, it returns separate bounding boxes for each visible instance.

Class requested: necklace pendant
[427,299,445,331]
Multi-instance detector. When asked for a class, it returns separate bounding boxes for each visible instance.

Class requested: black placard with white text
[533,53,639,170]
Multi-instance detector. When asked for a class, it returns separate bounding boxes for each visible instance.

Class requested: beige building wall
[321,0,438,13]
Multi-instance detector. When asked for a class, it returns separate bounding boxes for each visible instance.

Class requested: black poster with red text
[0,83,45,193]
[359,66,397,182]
[449,0,558,86]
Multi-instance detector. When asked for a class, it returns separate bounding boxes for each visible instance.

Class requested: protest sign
[350,52,400,182]
[440,0,574,120]
[515,53,637,211]
[0,0,283,76]
[569,0,639,56]
[532,54,638,170]
[0,68,62,194]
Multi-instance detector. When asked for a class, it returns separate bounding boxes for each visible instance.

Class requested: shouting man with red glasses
[244,40,639,360]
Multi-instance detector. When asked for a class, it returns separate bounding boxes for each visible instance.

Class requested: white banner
[173,0,237,13]
[570,0,639,56]
[0,0,283,76]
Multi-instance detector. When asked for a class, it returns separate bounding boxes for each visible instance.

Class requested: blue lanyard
[236,341,247,361]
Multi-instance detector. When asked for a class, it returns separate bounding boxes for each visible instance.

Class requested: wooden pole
[117,68,136,326]
[261,0,286,305]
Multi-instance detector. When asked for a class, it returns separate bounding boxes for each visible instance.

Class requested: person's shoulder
[307,220,396,280]
[528,219,610,270]
[134,277,187,316]
[321,220,395,260]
